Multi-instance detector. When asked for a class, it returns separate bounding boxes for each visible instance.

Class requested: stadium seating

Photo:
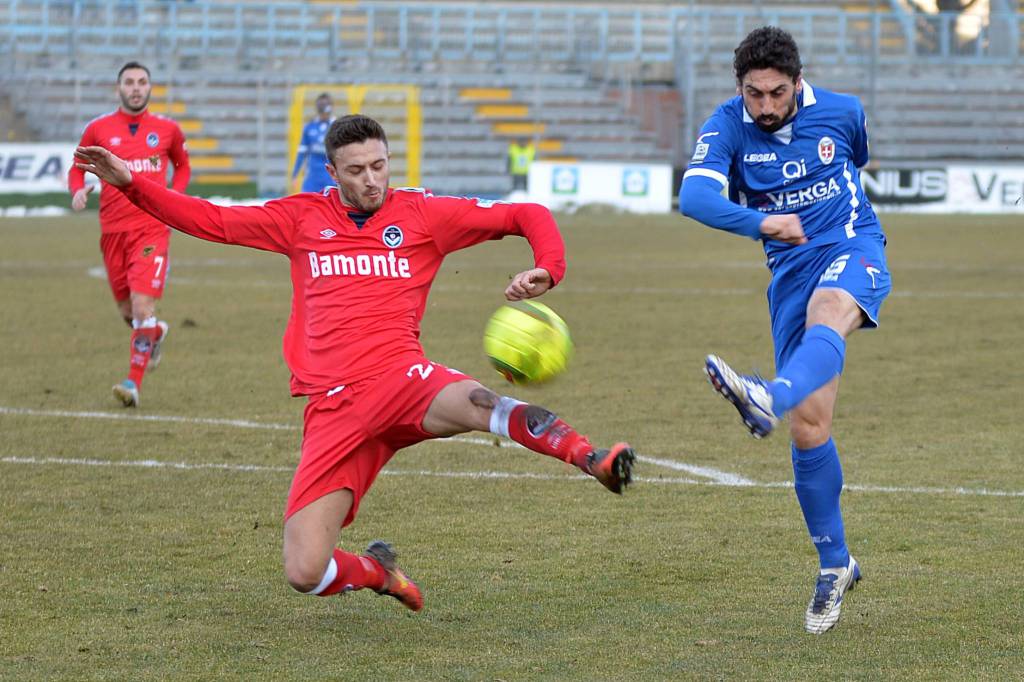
[2,66,667,195]
[1,1,1021,195]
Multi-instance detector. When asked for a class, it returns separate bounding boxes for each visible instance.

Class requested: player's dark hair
[316,92,332,101]
[117,61,151,82]
[733,27,802,84]
[325,115,388,161]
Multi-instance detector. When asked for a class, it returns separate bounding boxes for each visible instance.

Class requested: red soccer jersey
[69,109,190,233]
[120,178,567,395]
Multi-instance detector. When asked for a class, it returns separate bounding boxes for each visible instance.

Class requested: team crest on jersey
[320,228,337,239]
[110,136,121,146]
[146,132,159,148]
[382,225,404,248]
[818,136,836,165]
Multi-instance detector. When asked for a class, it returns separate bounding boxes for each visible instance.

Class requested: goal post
[287,84,422,191]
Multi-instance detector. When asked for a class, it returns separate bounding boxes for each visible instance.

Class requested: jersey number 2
[407,363,434,380]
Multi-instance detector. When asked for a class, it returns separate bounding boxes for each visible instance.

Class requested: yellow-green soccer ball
[483,301,573,384]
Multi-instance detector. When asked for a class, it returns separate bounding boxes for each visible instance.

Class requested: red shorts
[99,226,171,301]
[285,358,472,527]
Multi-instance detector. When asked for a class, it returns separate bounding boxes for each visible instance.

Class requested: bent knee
[789,419,832,450]
[283,556,330,594]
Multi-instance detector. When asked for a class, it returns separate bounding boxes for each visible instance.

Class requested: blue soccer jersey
[292,118,334,193]
[680,82,883,259]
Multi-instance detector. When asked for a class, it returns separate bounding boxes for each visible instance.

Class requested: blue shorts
[767,234,892,371]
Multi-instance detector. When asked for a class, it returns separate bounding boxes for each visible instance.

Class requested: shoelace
[812,575,838,612]
[744,372,770,391]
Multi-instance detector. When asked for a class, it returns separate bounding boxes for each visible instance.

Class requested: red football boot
[364,540,423,612]
[585,442,636,494]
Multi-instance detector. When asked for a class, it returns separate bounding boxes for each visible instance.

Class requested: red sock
[314,548,387,596]
[506,404,594,471]
[127,325,160,387]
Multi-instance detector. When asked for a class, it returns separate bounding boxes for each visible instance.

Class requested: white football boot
[704,354,780,438]
[805,555,862,634]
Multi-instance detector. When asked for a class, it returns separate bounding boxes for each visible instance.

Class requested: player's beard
[341,185,386,213]
[754,93,798,133]
[120,90,150,114]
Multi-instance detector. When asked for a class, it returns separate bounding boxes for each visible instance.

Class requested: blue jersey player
[291,93,335,193]
[679,27,891,635]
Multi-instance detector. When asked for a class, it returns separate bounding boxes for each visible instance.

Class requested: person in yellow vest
[507,137,535,192]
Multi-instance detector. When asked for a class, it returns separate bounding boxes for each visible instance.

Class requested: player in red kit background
[68,61,191,408]
[75,114,635,612]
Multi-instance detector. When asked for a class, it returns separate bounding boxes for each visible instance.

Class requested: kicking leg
[767,288,864,416]
[422,380,634,494]
[705,288,865,438]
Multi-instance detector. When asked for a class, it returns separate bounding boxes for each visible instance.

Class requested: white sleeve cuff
[683,168,728,187]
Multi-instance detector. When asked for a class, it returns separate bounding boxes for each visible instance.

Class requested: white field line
[0,406,297,431]
[0,455,703,486]
[3,455,1023,498]
[0,406,736,484]
[3,406,1023,498]
[635,453,755,486]
[0,455,291,473]
[435,433,756,486]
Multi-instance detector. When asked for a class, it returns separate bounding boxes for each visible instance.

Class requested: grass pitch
[1,211,1022,680]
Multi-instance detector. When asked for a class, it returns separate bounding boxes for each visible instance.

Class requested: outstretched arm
[74,145,296,253]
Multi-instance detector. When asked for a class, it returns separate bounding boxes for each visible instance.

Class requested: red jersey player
[74,115,635,612]
[68,61,191,408]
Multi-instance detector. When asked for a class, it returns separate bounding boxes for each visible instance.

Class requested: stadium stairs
[1,64,670,197]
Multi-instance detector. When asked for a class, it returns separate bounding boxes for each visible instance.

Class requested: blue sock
[769,324,846,416]
[792,438,849,569]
